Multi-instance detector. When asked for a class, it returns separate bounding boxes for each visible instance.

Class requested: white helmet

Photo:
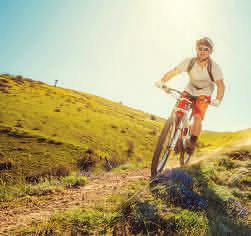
[196,37,214,51]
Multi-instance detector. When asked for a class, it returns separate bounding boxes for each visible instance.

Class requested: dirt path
[0,145,237,235]
[0,167,150,235]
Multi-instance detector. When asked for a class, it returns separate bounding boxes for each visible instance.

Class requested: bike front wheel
[151,116,177,177]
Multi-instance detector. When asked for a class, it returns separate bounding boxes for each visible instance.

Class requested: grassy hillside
[0,74,250,199]
[19,146,250,235]
[0,74,162,181]
[0,74,250,235]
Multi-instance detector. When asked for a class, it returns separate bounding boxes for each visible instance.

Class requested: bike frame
[161,87,193,151]
[153,85,212,175]
[155,88,194,173]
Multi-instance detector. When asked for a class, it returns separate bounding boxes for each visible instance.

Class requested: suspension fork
[183,111,193,137]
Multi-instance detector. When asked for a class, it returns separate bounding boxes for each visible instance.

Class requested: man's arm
[215,79,225,101]
[161,68,181,83]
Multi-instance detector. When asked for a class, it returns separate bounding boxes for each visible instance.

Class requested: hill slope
[1,74,250,183]
[0,74,250,235]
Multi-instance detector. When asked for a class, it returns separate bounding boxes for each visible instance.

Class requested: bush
[77,153,96,171]
[48,208,118,234]
[50,165,70,177]
[85,148,94,155]
[61,176,87,188]
[228,150,251,161]
[225,198,248,221]
[150,114,157,120]
[151,169,208,211]
[127,140,135,157]
[26,165,70,183]
[149,129,157,136]
[123,201,160,235]
[15,122,23,128]
[26,181,62,196]
[218,157,236,169]
[108,155,126,168]
[0,160,12,171]
[174,209,208,235]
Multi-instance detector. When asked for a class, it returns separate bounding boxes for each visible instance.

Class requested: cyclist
[155,37,225,155]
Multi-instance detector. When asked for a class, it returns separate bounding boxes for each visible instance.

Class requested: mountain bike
[151,85,210,177]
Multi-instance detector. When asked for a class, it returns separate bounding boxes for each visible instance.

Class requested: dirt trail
[0,167,150,235]
[0,145,238,235]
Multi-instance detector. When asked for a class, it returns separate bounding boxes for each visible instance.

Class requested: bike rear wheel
[151,116,177,177]
[180,151,191,166]
[179,128,192,166]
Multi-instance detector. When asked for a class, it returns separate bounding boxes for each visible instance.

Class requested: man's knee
[193,115,203,122]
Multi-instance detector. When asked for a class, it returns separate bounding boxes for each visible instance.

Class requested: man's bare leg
[190,115,202,136]
[185,115,202,154]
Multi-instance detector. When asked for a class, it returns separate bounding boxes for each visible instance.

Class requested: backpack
[187,57,215,90]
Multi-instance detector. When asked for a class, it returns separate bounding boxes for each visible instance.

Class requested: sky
[0,0,250,132]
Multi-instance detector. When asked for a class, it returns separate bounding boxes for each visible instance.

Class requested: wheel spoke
[151,117,178,177]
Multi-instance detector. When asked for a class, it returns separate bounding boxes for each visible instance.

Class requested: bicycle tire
[151,116,177,177]
[179,127,192,166]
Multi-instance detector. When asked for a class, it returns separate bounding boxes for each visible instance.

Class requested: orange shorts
[176,91,211,120]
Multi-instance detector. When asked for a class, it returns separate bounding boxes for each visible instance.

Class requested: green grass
[1,74,251,234]
[19,148,250,235]
[0,75,163,184]
[1,75,251,185]
[0,175,87,201]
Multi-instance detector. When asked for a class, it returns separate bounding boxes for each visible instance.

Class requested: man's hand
[210,98,221,107]
[154,80,166,88]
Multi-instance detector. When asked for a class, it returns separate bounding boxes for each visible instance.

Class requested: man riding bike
[155,37,225,155]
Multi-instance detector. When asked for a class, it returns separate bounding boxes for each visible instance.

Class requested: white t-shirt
[175,57,224,96]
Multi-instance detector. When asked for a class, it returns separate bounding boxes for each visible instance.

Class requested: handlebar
[159,85,211,105]
[160,85,182,96]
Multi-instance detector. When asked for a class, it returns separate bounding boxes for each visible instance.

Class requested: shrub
[228,150,251,161]
[77,154,96,171]
[218,157,236,169]
[103,157,113,171]
[26,181,61,196]
[37,137,47,143]
[15,75,23,80]
[109,155,126,168]
[151,169,208,211]
[25,165,70,183]
[149,129,157,136]
[85,148,94,155]
[111,124,118,129]
[49,208,118,234]
[54,108,61,112]
[50,165,70,177]
[150,114,157,121]
[61,176,87,188]
[32,127,40,130]
[15,122,23,128]
[127,140,135,157]
[13,75,25,85]
[174,209,208,235]
[0,160,12,171]
[225,198,248,221]
[47,139,63,145]
[121,201,160,235]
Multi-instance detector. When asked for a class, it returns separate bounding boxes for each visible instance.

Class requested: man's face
[196,44,212,60]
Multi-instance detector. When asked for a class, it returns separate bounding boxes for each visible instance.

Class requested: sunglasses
[198,47,210,52]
